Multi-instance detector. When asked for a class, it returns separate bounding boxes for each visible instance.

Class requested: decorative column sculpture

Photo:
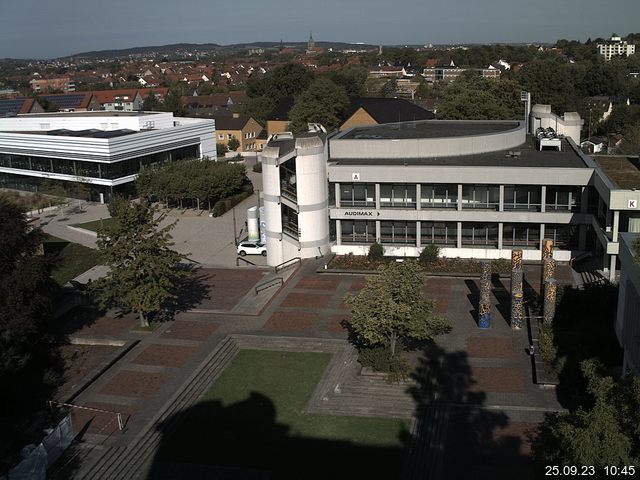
[543,279,557,324]
[478,261,492,329]
[512,290,524,329]
[510,249,524,329]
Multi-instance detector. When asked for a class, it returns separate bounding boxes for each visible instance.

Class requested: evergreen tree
[91,198,190,327]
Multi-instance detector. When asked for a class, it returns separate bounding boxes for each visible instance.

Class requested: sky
[0,0,639,59]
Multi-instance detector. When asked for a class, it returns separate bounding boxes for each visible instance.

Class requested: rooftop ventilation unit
[535,127,562,151]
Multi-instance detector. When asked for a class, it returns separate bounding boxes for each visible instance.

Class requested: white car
[237,242,267,256]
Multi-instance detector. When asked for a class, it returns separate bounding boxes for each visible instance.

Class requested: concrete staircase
[402,405,451,480]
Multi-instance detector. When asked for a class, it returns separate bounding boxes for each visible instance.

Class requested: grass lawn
[43,235,99,285]
[156,350,409,479]
[71,217,115,232]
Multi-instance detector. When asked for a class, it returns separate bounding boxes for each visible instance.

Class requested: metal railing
[274,257,301,273]
[255,277,283,294]
[236,256,257,266]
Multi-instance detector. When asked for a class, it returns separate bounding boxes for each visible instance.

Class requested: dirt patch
[100,370,167,398]
[162,320,218,341]
[264,311,320,331]
[425,278,453,295]
[132,344,197,368]
[326,314,351,333]
[348,277,366,291]
[281,292,332,309]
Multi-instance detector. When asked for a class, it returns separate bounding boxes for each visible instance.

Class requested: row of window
[335,183,580,211]
[339,220,579,249]
[0,145,198,180]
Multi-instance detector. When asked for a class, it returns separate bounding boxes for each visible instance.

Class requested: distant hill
[68,41,377,59]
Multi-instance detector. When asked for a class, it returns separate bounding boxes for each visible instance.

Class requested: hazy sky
[0,0,638,59]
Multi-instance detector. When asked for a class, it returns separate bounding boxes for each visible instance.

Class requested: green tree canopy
[91,198,190,327]
[532,359,640,469]
[288,77,349,133]
[0,199,58,468]
[344,260,451,357]
[227,136,240,152]
[517,59,579,113]
[246,63,314,100]
[437,72,523,120]
[238,95,276,125]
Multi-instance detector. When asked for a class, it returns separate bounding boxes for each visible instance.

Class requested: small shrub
[358,346,412,383]
[211,184,254,217]
[368,241,384,261]
[252,162,262,173]
[538,322,557,366]
[490,258,512,274]
[419,244,439,265]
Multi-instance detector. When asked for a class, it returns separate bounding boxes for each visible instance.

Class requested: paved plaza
[49,257,566,479]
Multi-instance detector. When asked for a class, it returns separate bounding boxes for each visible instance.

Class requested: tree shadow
[405,343,535,479]
[491,274,511,327]
[171,269,212,315]
[464,279,480,326]
[147,392,407,480]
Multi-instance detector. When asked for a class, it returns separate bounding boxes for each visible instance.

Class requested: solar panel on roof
[0,99,26,116]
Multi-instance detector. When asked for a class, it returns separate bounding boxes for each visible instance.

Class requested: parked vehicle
[237,242,267,256]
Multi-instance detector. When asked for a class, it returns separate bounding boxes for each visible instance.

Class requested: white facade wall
[529,105,583,145]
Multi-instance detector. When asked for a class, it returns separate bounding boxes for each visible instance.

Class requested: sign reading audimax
[343,211,380,216]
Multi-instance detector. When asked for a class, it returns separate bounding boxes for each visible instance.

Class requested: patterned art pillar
[510,249,524,329]
[541,238,554,296]
[543,258,556,284]
[511,290,524,329]
[542,239,553,260]
[543,279,557,324]
[478,261,492,329]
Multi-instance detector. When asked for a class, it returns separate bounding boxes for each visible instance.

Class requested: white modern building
[260,106,640,280]
[598,35,636,61]
[0,111,216,202]
[615,233,640,375]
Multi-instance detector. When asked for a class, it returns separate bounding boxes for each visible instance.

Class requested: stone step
[81,336,240,479]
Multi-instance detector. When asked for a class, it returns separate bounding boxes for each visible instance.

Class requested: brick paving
[99,370,167,398]
[59,261,566,480]
[131,345,197,368]
[161,320,218,341]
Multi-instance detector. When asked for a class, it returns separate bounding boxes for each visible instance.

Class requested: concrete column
[540,185,546,213]
[580,186,589,214]
[416,184,421,211]
[578,225,587,251]
[416,221,421,247]
[335,183,341,208]
[498,223,503,250]
[457,221,462,249]
[375,183,381,210]
[336,219,341,246]
[613,210,620,242]
[609,255,617,282]
[539,224,545,254]
[499,185,505,212]
[457,184,463,211]
[376,220,381,243]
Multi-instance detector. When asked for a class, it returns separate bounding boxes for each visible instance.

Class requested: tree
[0,199,58,468]
[517,59,579,113]
[142,92,160,111]
[419,244,440,265]
[246,63,314,100]
[438,72,523,120]
[532,359,640,469]
[91,198,190,327]
[238,96,275,125]
[344,261,451,357]
[288,77,349,133]
[368,241,384,261]
[227,136,240,152]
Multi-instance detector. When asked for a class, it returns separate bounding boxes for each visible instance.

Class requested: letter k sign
[629,199,637,209]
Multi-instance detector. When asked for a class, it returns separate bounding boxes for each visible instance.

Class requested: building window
[502,223,540,249]
[546,186,580,211]
[380,221,416,245]
[420,222,457,246]
[461,223,498,248]
[461,185,500,210]
[227,134,233,140]
[340,183,375,208]
[341,220,376,244]
[545,224,579,250]
[421,184,457,208]
[282,204,299,239]
[380,183,416,208]
[218,134,224,140]
[279,160,297,201]
[503,185,542,211]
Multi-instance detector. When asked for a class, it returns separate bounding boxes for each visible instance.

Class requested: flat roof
[17,111,157,118]
[330,136,588,169]
[339,120,521,140]
[594,156,640,190]
[3,128,140,138]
